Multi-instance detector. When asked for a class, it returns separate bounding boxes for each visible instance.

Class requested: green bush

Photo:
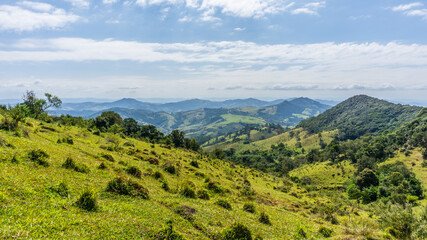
[98,162,107,170]
[318,226,333,238]
[126,166,142,178]
[62,157,90,173]
[153,171,163,179]
[258,212,271,225]
[154,221,186,240]
[106,177,149,199]
[180,185,196,198]
[160,180,170,191]
[189,160,199,168]
[51,182,69,198]
[164,164,176,174]
[174,205,196,221]
[243,203,256,213]
[196,190,210,200]
[101,153,115,162]
[222,223,252,240]
[216,199,232,210]
[28,149,49,167]
[75,190,98,211]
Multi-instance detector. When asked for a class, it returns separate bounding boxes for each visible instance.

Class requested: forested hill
[297,95,423,140]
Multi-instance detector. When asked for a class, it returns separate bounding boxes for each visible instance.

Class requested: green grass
[219,114,265,125]
[0,119,396,239]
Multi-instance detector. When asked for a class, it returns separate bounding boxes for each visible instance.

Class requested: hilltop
[297,95,422,140]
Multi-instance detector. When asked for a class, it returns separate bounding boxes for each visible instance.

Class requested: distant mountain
[297,95,423,140]
[53,98,284,115]
[89,97,330,140]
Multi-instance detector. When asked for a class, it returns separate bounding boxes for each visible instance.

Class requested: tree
[356,168,379,190]
[169,129,185,148]
[22,90,62,118]
[94,111,123,132]
[123,118,140,136]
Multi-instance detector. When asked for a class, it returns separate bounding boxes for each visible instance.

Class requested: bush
[101,153,115,162]
[296,228,307,238]
[153,171,163,179]
[216,199,232,210]
[62,157,90,173]
[126,166,142,178]
[75,190,98,211]
[356,168,379,190]
[106,177,149,199]
[422,160,427,168]
[243,203,256,213]
[190,160,199,168]
[258,212,271,225]
[180,185,196,198]
[28,149,49,167]
[51,182,69,198]
[154,221,186,240]
[160,180,170,191]
[207,181,225,194]
[318,226,333,238]
[57,136,73,144]
[222,223,252,240]
[98,162,107,170]
[197,190,210,200]
[164,164,176,174]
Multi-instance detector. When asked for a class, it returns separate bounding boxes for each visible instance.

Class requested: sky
[0,0,427,103]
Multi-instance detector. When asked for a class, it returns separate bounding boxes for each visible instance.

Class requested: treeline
[0,91,200,152]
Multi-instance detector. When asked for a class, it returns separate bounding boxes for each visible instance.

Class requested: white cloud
[135,0,299,19]
[391,2,427,20]
[64,0,90,8]
[103,0,119,4]
[0,3,80,32]
[18,1,54,12]
[234,27,245,31]
[291,1,325,15]
[392,2,423,12]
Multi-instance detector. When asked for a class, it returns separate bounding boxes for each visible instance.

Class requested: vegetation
[1,93,427,239]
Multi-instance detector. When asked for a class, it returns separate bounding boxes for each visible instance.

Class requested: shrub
[153,171,163,179]
[190,160,199,168]
[75,190,98,211]
[126,166,142,178]
[207,181,225,194]
[259,212,271,225]
[197,190,210,200]
[296,228,307,238]
[216,199,232,210]
[98,162,107,170]
[422,160,427,168]
[101,153,115,162]
[243,203,256,213]
[51,182,69,198]
[356,169,379,190]
[62,157,90,173]
[28,149,49,167]
[58,136,73,144]
[154,220,186,240]
[160,180,170,191]
[222,223,252,240]
[164,164,176,174]
[180,185,196,199]
[106,177,149,199]
[318,226,333,238]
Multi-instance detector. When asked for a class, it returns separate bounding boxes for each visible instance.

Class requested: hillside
[0,117,390,239]
[90,98,330,141]
[297,95,422,140]
[2,95,427,239]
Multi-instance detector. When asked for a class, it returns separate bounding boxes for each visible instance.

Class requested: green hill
[95,97,330,142]
[297,95,422,140]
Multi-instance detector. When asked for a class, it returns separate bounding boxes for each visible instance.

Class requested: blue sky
[0,0,427,103]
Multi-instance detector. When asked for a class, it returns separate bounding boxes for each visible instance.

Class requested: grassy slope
[204,128,336,153]
[0,120,363,239]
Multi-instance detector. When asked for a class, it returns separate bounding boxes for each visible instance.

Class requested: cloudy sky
[0,0,427,103]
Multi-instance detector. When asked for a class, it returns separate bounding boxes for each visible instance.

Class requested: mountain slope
[297,95,422,140]
[0,118,372,239]
[91,98,330,140]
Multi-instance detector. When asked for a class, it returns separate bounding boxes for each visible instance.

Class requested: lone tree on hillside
[22,90,62,118]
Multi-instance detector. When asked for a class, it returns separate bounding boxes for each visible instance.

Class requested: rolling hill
[297,95,423,140]
[89,98,330,141]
